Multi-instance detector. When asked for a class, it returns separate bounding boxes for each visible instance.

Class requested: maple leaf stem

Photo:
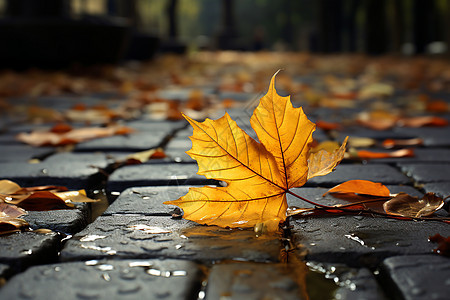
[286,190,331,208]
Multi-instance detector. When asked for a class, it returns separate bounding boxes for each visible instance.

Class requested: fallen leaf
[347,137,376,148]
[307,137,347,180]
[125,148,166,163]
[382,138,423,149]
[16,125,134,147]
[55,190,100,204]
[165,73,345,230]
[383,192,444,218]
[0,217,29,235]
[7,191,75,211]
[316,120,341,131]
[0,202,27,219]
[324,180,391,197]
[429,233,450,257]
[398,116,448,127]
[355,149,414,159]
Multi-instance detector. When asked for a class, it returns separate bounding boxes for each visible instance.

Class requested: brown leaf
[429,233,450,257]
[383,192,444,218]
[0,217,29,235]
[324,180,391,197]
[399,116,448,128]
[7,191,74,211]
[0,202,27,218]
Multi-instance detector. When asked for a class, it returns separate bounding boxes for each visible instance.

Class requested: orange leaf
[382,138,423,149]
[399,116,448,128]
[356,149,414,159]
[165,73,344,231]
[8,191,74,211]
[324,180,391,197]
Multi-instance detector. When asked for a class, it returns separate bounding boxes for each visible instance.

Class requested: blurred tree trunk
[167,0,178,38]
[217,0,237,49]
[364,0,387,54]
[391,0,405,53]
[413,0,434,54]
[345,0,359,52]
[317,0,343,53]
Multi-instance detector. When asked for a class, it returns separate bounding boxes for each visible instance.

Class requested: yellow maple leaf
[164,73,346,231]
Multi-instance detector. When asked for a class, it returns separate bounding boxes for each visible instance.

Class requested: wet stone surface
[0,145,54,162]
[0,161,104,190]
[399,163,450,184]
[380,255,450,300]
[74,132,167,152]
[306,164,412,187]
[106,163,218,194]
[60,215,282,263]
[0,232,61,273]
[23,207,89,235]
[102,186,188,216]
[0,259,202,300]
[291,216,450,268]
[42,152,110,169]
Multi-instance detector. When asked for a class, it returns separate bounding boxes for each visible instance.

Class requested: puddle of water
[127,224,171,234]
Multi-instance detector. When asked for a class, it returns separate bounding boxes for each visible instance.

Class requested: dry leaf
[383,192,444,218]
[125,148,166,164]
[307,137,347,180]
[382,138,423,149]
[398,116,448,128]
[16,125,134,147]
[429,233,450,257]
[324,180,391,197]
[165,73,345,231]
[355,149,414,159]
[0,202,29,235]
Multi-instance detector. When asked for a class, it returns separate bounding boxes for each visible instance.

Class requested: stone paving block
[0,145,54,162]
[423,182,450,199]
[306,164,412,187]
[0,161,104,190]
[42,152,110,169]
[399,163,450,183]
[126,119,186,133]
[106,163,218,194]
[367,148,450,164]
[165,137,191,151]
[0,232,60,272]
[74,132,167,152]
[291,215,450,268]
[163,149,195,163]
[60,215,281,263]
[394,127,450,147]
[380,255,450,300]
[103,186,188,216]
[23,208,89,235]
[0,259,202,300]
[0,133,22,144]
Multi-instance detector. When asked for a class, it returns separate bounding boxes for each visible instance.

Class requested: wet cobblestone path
[0,53,449,299]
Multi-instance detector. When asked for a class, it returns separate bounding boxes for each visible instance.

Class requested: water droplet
[395,241,412,247]
[80,235,106,242]
[180,234,188,239]
[76,290,100,299]
[21,249,33,255]
[309,243,316,246]
[147,269,162,276]
[118,283,141,294]
[54,266,61,272]
[102,273,111,281]
[97,264,114,271]
[40,168,48,174]
[353,215,364,220]
[85,260,99,266]
[111,191,121,196]
[198,291,206,300]
[129,261,152,268]
[128,224,171,234]
[175,244,183,249]
[172,270,187,276]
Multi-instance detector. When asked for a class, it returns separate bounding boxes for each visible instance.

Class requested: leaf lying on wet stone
[383,193,444,218]
[0,180,98,211]
[164,72,347,232]
[324,180,391,198]
[0,202,29,235]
